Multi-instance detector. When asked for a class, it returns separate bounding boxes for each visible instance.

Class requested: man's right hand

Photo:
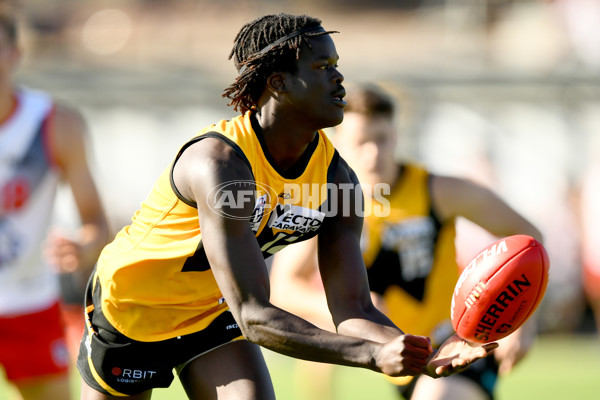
[376,334,433,376]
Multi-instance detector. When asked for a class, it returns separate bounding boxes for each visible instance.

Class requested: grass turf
[1,333,597,399]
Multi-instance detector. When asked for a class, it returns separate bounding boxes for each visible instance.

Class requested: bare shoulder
[430,174,484,201]
[173,134,253,206]
[45,102,89,169]
[430,173,469,190]
[331,154,359,186]
[175,134,251,182]
[318,154,363,235]
[51,102,88,142]
[430,173,507,219]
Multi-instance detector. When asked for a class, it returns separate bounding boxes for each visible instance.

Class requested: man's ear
[266,72,287,94]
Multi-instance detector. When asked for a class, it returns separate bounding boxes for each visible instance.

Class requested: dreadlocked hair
[223,13,336,114]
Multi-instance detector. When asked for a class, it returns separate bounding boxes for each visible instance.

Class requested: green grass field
[1,334,598,399]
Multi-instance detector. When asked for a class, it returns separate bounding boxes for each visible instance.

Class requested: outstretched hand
[425,334,498,378]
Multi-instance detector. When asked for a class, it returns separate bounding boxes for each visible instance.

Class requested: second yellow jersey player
[363,163,458,343]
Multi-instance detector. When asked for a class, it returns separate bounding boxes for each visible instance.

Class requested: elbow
[236,319,258,343]
[233,301,270,345]
[332,298,376,335]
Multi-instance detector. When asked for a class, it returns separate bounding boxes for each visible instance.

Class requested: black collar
[250,112,320,180]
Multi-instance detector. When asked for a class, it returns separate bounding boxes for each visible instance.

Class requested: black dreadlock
[222,13,336,114]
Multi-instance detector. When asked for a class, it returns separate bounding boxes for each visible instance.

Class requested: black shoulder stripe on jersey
[250,114,320,180]
[317,150,340,219]
[169,132,254,208]
[327,150,340,184]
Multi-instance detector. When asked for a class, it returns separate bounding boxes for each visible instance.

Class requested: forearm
[239,301,382,372]
[77,222,110,270]
[205,230,385,372]
[335,303,403,342]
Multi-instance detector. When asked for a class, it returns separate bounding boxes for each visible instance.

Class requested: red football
[451,235,550,343]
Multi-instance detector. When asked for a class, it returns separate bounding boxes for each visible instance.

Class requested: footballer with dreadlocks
[77,13,497,400]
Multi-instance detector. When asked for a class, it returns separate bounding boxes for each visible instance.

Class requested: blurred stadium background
[3,0,600,398]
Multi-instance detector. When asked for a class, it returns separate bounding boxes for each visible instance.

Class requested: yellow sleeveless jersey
[96,112,339,342]
[363,164,459,343]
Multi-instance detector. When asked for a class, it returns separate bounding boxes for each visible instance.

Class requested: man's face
[335,111,398,176]
[282,34,346,130]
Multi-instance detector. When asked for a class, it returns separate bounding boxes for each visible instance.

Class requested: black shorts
[456,355,499,399]
[397,356,499,400]
[76,276,245,396]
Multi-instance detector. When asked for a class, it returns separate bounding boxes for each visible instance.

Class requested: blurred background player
[270,83,543,400]
[0,9,110,400]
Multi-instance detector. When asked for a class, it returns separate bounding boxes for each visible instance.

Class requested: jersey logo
[380,216,436,282]
[1,176,31,213]
[267,203,324,234]
[250,194,269,233]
